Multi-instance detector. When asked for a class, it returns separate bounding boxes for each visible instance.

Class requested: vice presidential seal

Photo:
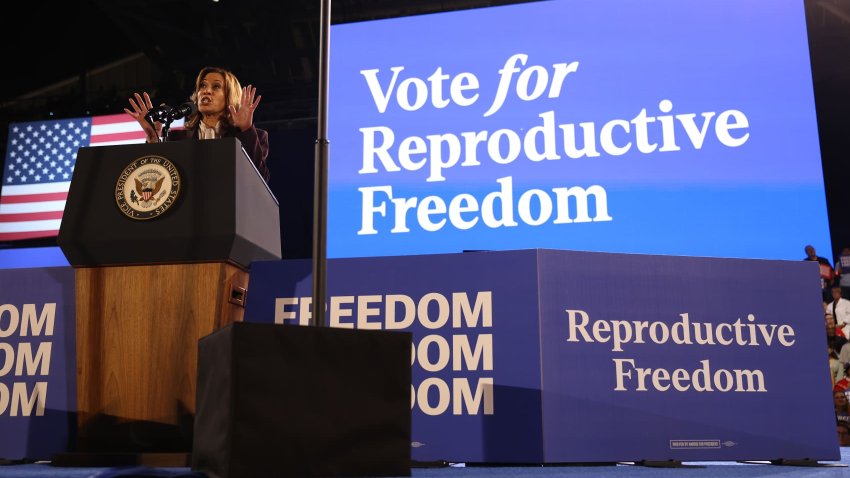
[115,155,181,220]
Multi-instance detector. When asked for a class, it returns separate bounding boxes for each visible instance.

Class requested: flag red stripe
[90,131,147,143]
[0,192,68,204]
[92,113,135,125]
[0,211,64,222]
[90,114,185,129]
[0,230,58,241]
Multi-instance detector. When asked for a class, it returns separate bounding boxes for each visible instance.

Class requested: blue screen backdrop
[327,0,830,260]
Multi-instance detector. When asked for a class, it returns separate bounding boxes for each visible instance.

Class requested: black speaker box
[192,322,411,477]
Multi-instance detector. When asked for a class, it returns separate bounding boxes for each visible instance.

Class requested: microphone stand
[145,104,173,143]
[160,121,171,143]
[162,111,185,141]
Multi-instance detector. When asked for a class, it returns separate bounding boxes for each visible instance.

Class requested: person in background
[124,66,270,182]
[827,334,850,365]
[835,247,850,299]
[838,420,850,446]
[835,389,850,417]
[834,362,850,392]
[832,349,845,387]
[804,245,835,303]
[830,286,850,339]
[829,314,848,361]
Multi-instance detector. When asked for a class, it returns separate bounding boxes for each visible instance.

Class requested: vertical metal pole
[312,0,331,327]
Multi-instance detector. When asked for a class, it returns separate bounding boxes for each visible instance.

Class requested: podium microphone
[144,104,172,126]
[168,101,198,121]
[160,101,196,142]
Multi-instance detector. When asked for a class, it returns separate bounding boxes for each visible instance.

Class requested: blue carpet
[2,450,850,478]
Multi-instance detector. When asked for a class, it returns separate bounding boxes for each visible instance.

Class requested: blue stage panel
[0,247,69,270]
[0,266,76,460]
[245,249,837,463]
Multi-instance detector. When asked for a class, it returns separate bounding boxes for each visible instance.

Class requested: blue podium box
[0,266,76,460]
[245,249,838,463]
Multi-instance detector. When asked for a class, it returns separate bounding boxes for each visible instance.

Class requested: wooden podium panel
[73,262,248,453]
[53,139,280,463]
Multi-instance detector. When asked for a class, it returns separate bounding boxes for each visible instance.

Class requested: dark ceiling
[1,0,847,125]
[0,0,538,124]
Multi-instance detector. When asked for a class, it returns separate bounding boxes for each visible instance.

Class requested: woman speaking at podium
[124,66,270,182]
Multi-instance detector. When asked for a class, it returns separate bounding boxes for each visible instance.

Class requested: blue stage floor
[2,450,850,478]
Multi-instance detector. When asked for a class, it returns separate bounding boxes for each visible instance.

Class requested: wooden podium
[55,138,281,465]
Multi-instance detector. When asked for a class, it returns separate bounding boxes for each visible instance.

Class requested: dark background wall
[0,0,847,260]
[807,0,850,260]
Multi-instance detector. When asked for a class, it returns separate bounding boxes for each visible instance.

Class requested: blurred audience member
[829,287,850,339]
[805,245,835,302]
[832,349,845,387]
[835,390,850,419]
[836,247,850,299]
[834,362,850,392]
[838,421,850,446]
[828,314,847,357]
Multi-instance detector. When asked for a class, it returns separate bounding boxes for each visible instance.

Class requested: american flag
[0,114,183,241]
